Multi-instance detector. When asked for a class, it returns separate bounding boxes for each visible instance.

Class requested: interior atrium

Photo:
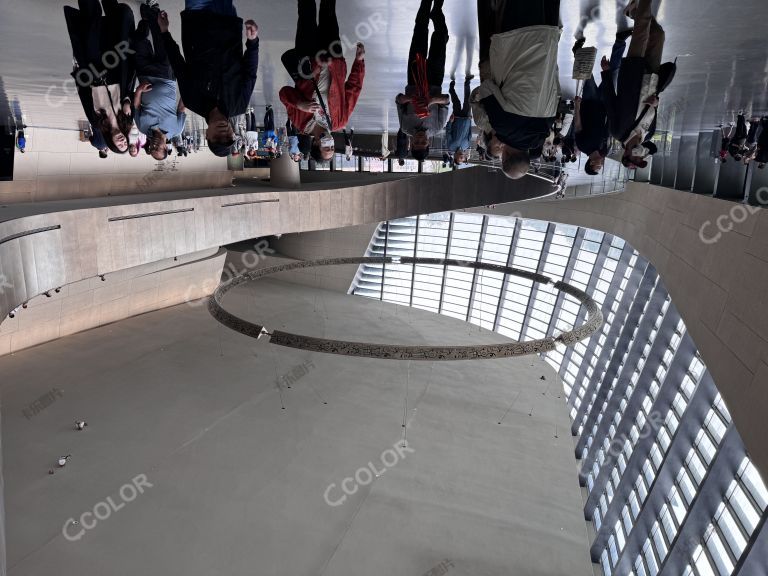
[1,0,767,575]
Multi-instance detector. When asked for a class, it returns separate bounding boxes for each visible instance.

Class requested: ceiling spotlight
[100,275,106,282]
[55,287,61,293]
[57,454,71,467]
[44,291,51,298]
[75,420,87,431]
[22,302,28,309]
[8,312,15,319]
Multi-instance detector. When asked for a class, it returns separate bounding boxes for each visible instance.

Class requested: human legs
[643,18,665,72]
[477,0,495,66]
[102,3,136,90]
[295,0,319,61]
[747,119,760,146]
[627,0,657,65]
[408,0,432,86]
[184,0,237,17]
[131,21,155,76]
[500,0,561,32]
[318,0,340,54]
[264,107,275,132]
[427,1,448,88]
[733,113,748,144]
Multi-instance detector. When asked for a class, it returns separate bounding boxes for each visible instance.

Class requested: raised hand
[158,10,169,33]
[245,20,259,41]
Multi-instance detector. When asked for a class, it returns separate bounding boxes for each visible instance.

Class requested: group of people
[63,0,674,180]
[396,0,673,179]
[719,113,768,168]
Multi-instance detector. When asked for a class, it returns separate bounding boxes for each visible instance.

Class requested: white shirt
[305,64,332,133]
[91,84,121,129]
[623,73,659,145]
[245,130,259,149]
[474,26,562,119]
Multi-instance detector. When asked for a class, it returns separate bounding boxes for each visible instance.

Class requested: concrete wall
[481,183,768,481]
[0,248,225,357]
[270,224,379,293]
[0,169,554,324]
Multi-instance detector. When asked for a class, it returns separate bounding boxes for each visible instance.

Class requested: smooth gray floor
[2,0,766,137]
[0,275,592,576]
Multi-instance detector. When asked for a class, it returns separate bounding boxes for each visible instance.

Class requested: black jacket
[482,95,553,152]
[575,99,609,156]
[601,58,657,142]
[162,10,258,119]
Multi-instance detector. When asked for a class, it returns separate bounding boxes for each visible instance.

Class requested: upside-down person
[279,0,366,166]
[158,0,259,157]
[472,0,563,180]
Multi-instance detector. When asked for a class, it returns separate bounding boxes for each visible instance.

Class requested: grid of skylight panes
[351,213,768,576]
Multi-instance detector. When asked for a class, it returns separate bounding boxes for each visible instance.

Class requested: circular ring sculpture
[207,257,604,361]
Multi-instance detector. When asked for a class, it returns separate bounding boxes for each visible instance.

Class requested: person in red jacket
[279,0,365,164]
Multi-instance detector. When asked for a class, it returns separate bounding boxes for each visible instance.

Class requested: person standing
[244,108,260,159]
[343,128,354,160]
[15,130,26,154]
[131,1,186,160]
[261,105,277,156]
[444,79,473,165]
[396,0,450,162]
[279,0,366,165]
[574,76,609,175]
[728,112,748,161]
[158,1,259,157]
[472,0,562,180]
[755,117,768,170]
[64,0,136,155]
[600,0,667,169]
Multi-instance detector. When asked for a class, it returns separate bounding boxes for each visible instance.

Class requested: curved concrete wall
[0,169,553,324]
[483,183,768,482]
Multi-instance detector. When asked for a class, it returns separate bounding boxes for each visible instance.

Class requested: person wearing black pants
[729,113,748,161]
[64,0,136,154]
[132,3,171,78]
[279,0,365,164]
[395,0,450,162]
[445,79,472,165]
[755,118,768,169]
[159,1,260,157]
[473,0,562,179]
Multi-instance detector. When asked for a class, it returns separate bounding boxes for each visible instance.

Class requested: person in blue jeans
[159,0,259,157]
[574,76,608,175]
[444,78,473,166]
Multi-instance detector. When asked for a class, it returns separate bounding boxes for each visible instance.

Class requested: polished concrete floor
[2,0,766,138]
[0,274,591,576]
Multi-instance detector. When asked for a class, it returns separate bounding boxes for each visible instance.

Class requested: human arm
[132,81,152,110]
[396,93,412,105]
[344,44,366,117]
[573,96,582,133]
[279,86,321,114]
[430,95,450,106]
[241,21,260,92]
[159,12,187,85]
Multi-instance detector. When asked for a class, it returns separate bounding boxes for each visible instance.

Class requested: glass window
[705,526,734,576]
[715,502,747,559]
